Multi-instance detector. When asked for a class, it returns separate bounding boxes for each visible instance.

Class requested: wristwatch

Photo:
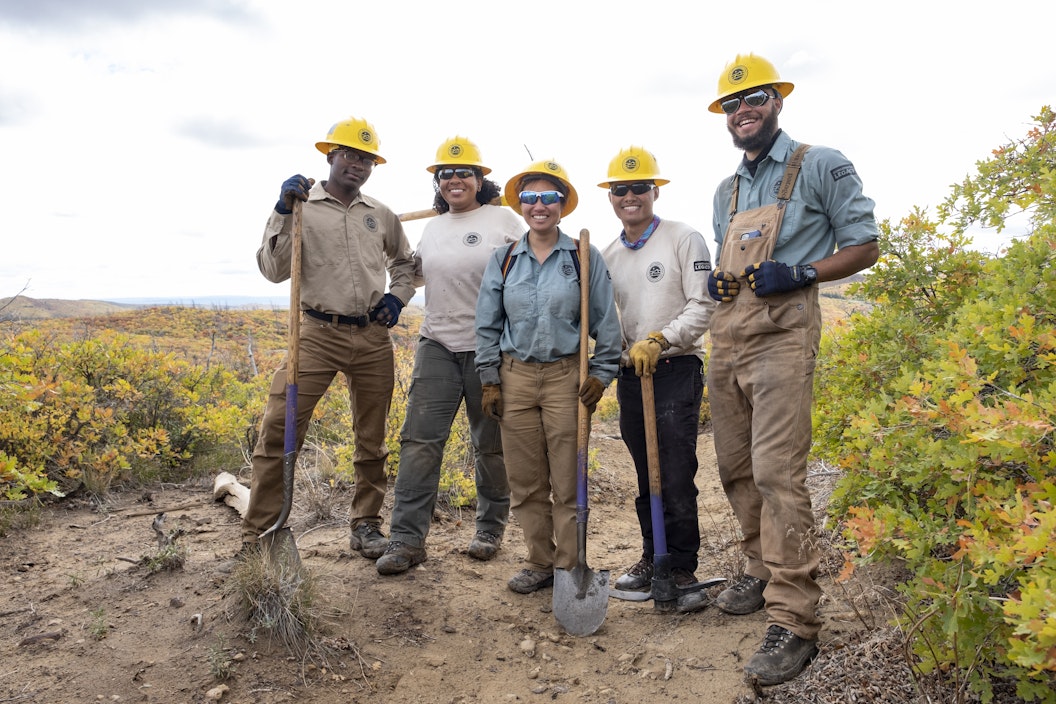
[799,264,818,286]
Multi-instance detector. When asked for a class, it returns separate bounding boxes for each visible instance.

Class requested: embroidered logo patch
[463,232,482,246]
[831,164,857,181]
[364,215,379,232]
[694,260,711,272]
[561,263,577,278]
[647,262,665,282]
[770,178,785,198]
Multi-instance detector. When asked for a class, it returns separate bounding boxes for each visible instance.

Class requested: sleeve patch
[693,260,711,272]
[830,164,857,181]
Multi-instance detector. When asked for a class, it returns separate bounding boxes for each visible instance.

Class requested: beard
[729,108,780,153]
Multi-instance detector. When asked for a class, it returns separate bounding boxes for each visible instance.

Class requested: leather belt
[304,308,369,327]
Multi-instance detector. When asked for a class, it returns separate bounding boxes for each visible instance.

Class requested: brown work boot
[467,531,502,561]
[672,568,697,587]
[349,522,388,559]
[376,541,426,575]
[216,542,257,574]
[743,625,819,685]
[614,555,652,590]
[507,569,554,594]
[715,574,767,615]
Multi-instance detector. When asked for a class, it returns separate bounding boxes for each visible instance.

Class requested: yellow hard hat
[315,116,387,164]
[709,53,795,114]
[504,159,578,217]
[427,135,491,174]
[597,146,670,188]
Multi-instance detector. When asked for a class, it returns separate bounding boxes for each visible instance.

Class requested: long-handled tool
[608,374,725,607]
[553,229,610,637]
[398,195,506,222]
[257,199,302,567]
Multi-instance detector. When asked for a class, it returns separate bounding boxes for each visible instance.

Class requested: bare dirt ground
[1,421,887,704]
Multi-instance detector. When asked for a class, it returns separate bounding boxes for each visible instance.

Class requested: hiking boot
[349,522,388,559]
[715,574,767,615]
[672,568,697,588]
[216,542,256,574]
[467,531,502,561]
[676,587,712,614]
[507,569,554,594]
[614,556,653,590]
[376,541,426,575]
[743,625,819,685]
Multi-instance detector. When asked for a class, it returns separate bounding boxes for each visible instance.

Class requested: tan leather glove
[628,332,669,376]
[578,376,606,413]
[481,384,503,421]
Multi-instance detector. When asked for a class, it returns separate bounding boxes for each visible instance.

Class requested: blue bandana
[619,215,661,250]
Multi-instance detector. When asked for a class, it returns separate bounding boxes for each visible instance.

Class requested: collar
[620,215,661,250]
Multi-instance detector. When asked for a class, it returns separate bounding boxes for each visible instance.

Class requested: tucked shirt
[711,130,879,265]
[414,204,523,352]
[602,218,716,366]
[257,180,416,315]
[475,230,622,387]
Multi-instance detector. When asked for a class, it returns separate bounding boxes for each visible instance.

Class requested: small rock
[205,683,228,700]
[519,638,536,657]
[169,597,184,608]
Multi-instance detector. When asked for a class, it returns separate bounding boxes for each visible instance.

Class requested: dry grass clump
[223,539,330,662]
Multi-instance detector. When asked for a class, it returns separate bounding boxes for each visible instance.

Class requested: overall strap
[727,143,812,217]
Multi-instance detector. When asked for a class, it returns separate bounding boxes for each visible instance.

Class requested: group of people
[237,53,879,686]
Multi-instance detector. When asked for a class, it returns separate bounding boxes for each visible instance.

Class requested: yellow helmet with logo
[315,116,387,164]
[597,146,670,188]
[504,159,578,217]
[427,135,491,175]
[709,53,795,114]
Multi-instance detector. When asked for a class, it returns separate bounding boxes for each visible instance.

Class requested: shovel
[553,229,610,637]
[257,198,302,570]
[608,374,725,607]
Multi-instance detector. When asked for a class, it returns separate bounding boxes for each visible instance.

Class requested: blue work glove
[369,293,404,327]
[741,260,813,297]
[275,174,311,215]
[707,269,740,302]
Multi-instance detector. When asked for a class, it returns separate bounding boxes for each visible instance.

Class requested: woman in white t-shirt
[376,136,523,575]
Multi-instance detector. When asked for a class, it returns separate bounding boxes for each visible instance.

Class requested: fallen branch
[212,472,250,518]
[17,632,62,647]
[119,499,206,518]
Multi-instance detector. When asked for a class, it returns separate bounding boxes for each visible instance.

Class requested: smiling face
[608,182,657,232]
[437,166,482,213]
[726,86,782,159]
[518,177,564,237]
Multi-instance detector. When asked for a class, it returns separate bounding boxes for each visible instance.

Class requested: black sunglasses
[720,89,774,115]
[610,182,654,197]
[438,168,477,180]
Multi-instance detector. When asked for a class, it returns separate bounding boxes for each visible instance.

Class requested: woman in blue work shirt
[475,158,621,595]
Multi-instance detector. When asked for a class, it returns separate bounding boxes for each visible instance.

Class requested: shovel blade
[260,526,301,572]
[553,566,610,637]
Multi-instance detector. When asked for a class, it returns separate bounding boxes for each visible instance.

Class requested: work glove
[741,260,812,297]
[369,293,404,328]
[481,384,503,421]
[708,269,740,302]
[578,376,606,413]
[275,174,311,215]
[628,332,669,377]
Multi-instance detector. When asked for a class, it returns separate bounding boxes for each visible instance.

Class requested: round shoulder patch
[647,262,665,282]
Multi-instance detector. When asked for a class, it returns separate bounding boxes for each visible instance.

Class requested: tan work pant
[706,285,823,639]
[498,354,580,573]
[242,316,394,542]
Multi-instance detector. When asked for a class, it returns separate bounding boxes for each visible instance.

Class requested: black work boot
[743,625,819,685]
[376,541,426,575]
[614,555,653,590]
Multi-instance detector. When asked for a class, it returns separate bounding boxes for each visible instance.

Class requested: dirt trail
[1,422,866,703]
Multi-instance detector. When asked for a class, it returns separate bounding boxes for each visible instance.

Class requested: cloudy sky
[1,0,1053,302]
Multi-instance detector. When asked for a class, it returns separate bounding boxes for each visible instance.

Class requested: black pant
[617,355,704,573]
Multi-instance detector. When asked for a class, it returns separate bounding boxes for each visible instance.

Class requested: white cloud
[1,0,1053,300]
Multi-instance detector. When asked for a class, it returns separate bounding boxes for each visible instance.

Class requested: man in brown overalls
[704,54,880,685]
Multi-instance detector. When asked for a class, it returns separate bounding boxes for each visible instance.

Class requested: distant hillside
[0,296,139,321]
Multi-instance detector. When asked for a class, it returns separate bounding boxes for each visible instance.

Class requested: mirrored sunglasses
[438,168,476,180]
[720,89,774,115]
[610,182,654,197]
[518,190,564,206]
